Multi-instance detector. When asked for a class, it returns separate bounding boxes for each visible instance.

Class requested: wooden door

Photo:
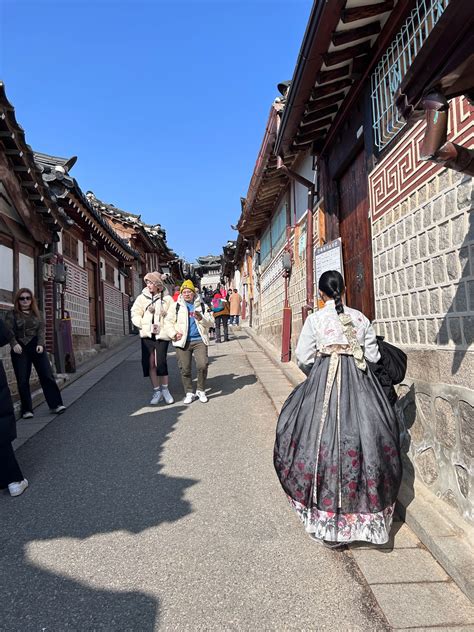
[87,260,99,344]
[338,151,375,320]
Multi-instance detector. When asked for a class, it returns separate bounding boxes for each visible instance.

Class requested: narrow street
[1,333,390,631]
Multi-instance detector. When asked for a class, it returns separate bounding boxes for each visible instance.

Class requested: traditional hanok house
[85,192,180,299]
[33,153,138,366]
[194,255,223,291]
[0,83,72,389]
[221,240,238,288]
[239,0,474,592]
[236,96,314,359]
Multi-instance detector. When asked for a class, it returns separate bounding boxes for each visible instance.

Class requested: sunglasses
[19,296,32,301]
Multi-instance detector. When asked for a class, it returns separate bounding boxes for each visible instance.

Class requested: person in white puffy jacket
[163,279,214,404]
[131,271,175,405]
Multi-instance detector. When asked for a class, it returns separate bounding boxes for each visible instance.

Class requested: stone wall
[103,282,125,337]
[370,98,474,524]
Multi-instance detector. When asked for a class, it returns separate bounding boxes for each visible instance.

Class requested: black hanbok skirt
[274,352,402,544]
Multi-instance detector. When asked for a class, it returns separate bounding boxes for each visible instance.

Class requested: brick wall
[64,260,90,337]
[103,282,125,336]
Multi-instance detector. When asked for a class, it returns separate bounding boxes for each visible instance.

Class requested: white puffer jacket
[131,289,174,340]
[164,295,213,347]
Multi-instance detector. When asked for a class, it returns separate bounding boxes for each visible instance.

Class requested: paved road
[0,335,389,631]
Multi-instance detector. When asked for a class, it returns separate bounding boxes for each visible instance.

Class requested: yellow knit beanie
[180,279,196,293]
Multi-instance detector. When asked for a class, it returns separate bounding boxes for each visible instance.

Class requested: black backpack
[376,336,407,385]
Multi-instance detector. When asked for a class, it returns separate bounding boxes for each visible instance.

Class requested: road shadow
[205,373,257,399]
[0,356,196,631]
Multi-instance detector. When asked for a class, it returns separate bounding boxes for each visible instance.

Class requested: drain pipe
[277,162,316,323]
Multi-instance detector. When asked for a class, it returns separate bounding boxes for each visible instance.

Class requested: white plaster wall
[19,253,35,290]
[0,244,14,291]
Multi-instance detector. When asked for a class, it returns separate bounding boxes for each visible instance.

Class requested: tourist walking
[5,289,65,419]
[229,289,242,326]
[274,270,402,547]
[0,318,28,497]
[164,280,213,404]
[131,272,175,405]
[212,291,231,343]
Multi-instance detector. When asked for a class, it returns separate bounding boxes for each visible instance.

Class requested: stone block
[452,214,466,247]
[389,225,396,246]
[408,319,419,343]
[434,396,456,448]
[457,178,472,209]
[428,177,437,199]
[459,247,470,279]
[397,221,405,241]
[398,268,406,290]
[441,286,454,313]
[459,400,474,459]
[432,196,443,220]
[431,255,446,284]
[423,202,432,228]
[384,275,392,295]
[414,262,423,287]
[455,283,468,312]
[399,319,409,342]
[387,249,394,271]
[418,290,429,315]
[418,321,427,344]
[406,265,415,287]
[414,209,422,232]
[426,318,439,344]
[455,464,470,499]
[416,447,439,485]
[405,214,414,238]
[402,240,410,264]
[439,221,450,250]
[423,260,433,286]
[448,317,463,345]
[447,251,460,281]
[438,169,451,191]
[468,280,474,311]
[411,293,419,316]
[418,232,428,258]
[429,288,441,314]
[410,237,419,261]
[437,319,449,345]
[427,227,437,254]
[463,316,474,346]
[379,252,387,274]
[445,189,457,216]
[402,294,411,317]
[441,488,460,511]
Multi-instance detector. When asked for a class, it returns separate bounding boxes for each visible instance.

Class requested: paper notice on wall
[314,238,344,307]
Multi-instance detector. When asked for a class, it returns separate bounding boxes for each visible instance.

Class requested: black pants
[11,339,63,414]
[0,442,23,487]
[214,315,229,342]
[141,338,169,377]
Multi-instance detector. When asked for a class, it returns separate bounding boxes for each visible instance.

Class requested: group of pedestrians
[1,288,66,498]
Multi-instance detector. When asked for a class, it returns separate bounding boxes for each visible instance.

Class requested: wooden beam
[296,125,331,145]
[312,78,353,100]
[0,131,14,139]
[302,105,339,125]
[4,149,22,156]
[13,165,30,172]
[341,1,394,24]
[297,116,333,135]
[306,91,347,113]
[20,180,36,188]
[332,21,381,46]
[351,55,371,78]
[317,65,351,85]
[323,40,372,67]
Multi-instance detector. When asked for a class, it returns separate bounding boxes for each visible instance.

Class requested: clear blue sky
[1,0,312,262]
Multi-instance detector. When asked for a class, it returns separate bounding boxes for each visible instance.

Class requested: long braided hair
[318,270,345,314]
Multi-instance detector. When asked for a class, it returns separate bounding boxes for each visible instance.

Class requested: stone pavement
[4,328,474,630]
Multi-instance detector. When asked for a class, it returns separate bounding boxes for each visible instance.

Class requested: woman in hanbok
[274,271,401,547]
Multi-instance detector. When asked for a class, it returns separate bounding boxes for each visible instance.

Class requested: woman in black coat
[0,318,28,497]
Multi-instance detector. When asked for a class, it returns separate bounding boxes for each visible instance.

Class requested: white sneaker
[161,387,174,404]
[8,479,29,497]
[22,412,34,419]
[196,390,208,403]
[50,405,66,414]
[183,392,196,404]
[150,389,163,405]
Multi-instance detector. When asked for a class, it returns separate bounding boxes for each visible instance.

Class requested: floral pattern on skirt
[288,496,395,544]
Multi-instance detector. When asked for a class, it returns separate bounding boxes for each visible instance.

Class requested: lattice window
[371,0,450,151]
[105,262,115,285]
[63,233,78,262]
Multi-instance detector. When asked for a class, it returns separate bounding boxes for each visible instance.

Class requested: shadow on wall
[0,358,197,631]
[395,384,416,516]
[437,183,473,375]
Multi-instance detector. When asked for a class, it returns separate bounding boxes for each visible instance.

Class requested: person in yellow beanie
[180,279,196,293]
[164,281,213,404]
